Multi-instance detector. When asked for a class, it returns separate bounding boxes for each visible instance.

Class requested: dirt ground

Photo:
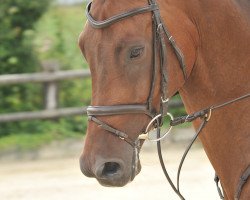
[0,128,220,200]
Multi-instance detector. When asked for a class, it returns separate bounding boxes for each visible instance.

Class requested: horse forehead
[81,24,147,64]
[81,0,152,50]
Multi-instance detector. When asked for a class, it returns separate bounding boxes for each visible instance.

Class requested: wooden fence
[0,64,183,123]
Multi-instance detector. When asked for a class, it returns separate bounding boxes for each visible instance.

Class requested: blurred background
[0,0,217,199]
[0,0,91,151]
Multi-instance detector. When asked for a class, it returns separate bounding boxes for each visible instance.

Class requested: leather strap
[88,116,135,147]
[234,165,250,200]
[87,104,153,117]
[169,93,250,200]
[170,109,210,126]
[88,115,140,182]
[214,174,225,199]
[163,26,187,79]
[86,2,159,29]
[171,93,250,126]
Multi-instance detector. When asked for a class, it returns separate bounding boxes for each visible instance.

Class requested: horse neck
[174,0,250,198]
[179,0,250,111]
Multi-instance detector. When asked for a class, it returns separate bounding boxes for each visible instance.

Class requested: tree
[0,0,50,136]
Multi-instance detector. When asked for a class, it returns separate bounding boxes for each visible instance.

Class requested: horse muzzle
[80,154,141,187]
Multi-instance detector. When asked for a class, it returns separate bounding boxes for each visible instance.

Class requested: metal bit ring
[139,113,174,142]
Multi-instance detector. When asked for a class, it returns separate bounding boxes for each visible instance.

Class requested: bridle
[86,0,186,184]
[85,0,250,199]
[86,0,187,140]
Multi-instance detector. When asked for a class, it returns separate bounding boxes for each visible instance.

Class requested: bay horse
[78,0,250,199]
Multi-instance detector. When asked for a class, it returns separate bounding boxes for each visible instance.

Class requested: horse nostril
[102,162,121,177]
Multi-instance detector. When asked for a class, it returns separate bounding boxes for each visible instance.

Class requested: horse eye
[130,47,144,59]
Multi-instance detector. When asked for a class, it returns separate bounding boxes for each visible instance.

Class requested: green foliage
[0,2,91,143]
[0,117,86,151]
[34,4,91,109]
[34,5,88,70]
[169,94,186,116]
[0,0,50,73]
[0,0,51,137]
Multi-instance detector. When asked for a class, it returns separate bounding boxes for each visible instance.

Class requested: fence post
[42,60,60,110]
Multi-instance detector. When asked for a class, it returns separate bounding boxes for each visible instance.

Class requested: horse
[78,0,250,199]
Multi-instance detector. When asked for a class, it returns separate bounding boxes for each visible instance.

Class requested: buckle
[161,97,169,117]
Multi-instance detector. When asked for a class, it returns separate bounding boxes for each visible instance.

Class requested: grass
[0,116,87,151]
[0,133,57,151]
[0,130,83,152]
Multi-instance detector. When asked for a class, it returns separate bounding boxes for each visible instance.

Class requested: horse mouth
[79,160,94,178]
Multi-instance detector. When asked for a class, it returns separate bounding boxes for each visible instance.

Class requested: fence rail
[0,69,90,85]
[0,68,183,123]
[0,107,86,123]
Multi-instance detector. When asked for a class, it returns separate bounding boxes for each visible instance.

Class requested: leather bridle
[86,0,187,183]
[86,0,187,141]
[85,0,250,199]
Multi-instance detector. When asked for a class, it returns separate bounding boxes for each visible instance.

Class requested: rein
[85,0,250,199]
[168,93,250,200]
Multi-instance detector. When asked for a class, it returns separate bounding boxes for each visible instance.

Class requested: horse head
[78,0,197,187]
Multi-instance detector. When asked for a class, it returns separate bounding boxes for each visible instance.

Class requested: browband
[86,1,159,29]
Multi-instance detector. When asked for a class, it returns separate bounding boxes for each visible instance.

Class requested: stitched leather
[86,2,159,29]
[234,165,250,200]
[87,104,153,117]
